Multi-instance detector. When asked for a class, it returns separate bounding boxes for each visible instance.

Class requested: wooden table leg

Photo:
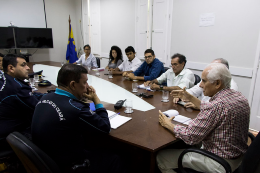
[150,151,156,173]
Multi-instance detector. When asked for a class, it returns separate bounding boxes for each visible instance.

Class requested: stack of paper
[138,84,153,91]
[107,110,132,129]
[163,109,192,125]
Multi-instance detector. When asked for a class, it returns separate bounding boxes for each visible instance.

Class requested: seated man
[157,63,249,173]
[124,49,164,81]
[144,53,195,91]
[0,53,3,72]
[0,54,41,148]
[111,46,142,75]
[32,64,124,173]
[171,58,239,109]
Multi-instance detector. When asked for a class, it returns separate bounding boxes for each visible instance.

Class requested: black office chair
[164,67,170,72]
[0,149,15,173]
[177,132,259,173]
[96,57,100,68]
[0,139,25,173]
[6,132,89,173]
[6,132,61,173]
[194,74,201,85]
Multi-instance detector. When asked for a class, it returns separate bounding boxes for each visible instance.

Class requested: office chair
[194,74,201,85]
[96,57,101,68]
[0,139,25,173]
[177,132,259,173]
[6,132,90,173]
[164,67,170,72]
[0,149,14,173]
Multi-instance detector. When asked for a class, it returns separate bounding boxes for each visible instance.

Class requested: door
[249,32,260,131]
[82,0,89,46]
[135,0,149,59]
[151,0,172,65]
[135,0,172,64]
[89,0,101,55]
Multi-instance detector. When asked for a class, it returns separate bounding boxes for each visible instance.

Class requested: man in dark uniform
[32,64,124,173]
[0,53,4,72]
[0,54,41,149]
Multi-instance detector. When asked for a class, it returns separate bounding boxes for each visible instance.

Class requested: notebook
[107,110,132,129]
[163,109,191,125]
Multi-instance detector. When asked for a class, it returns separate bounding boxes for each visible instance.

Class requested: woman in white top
[105,46,123,70]
[74,45,98,68]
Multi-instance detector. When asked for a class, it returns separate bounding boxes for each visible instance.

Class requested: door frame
[248,31,260,131]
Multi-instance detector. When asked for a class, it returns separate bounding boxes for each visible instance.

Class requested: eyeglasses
[144,56,153,59]
[84,49,90,51]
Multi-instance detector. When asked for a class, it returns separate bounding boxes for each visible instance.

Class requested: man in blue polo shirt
[125,49,164,81]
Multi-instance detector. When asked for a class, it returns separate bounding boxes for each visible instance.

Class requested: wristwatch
[160,85,164,90]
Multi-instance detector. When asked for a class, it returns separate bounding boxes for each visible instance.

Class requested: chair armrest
[248,132,255,142]
[178,148,232,173]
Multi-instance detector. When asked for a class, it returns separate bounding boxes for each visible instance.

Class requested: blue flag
[66,23,78,63]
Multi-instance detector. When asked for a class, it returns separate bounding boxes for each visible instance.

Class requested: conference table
[29,61,199,173]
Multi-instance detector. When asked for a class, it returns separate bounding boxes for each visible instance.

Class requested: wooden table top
[29,61,199,152]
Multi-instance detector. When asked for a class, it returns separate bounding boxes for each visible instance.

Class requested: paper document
[163,109,191,125]
[107,110,132,129]
[138,84,153,91]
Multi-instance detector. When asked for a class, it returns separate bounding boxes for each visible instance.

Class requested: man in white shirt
[144,53,195,91]
[111,46,142,75]
[171,58,239,109]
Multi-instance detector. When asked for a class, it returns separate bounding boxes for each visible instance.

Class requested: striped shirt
[174,88,250,159]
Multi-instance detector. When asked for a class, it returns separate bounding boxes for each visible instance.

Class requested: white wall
[0,0,46,28]
[170,0,260,98]
[100,0,135,60]
[0,0,83,63]
[29,0,83,63]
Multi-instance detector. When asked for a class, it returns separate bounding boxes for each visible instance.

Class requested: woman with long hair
[106,45,123,70]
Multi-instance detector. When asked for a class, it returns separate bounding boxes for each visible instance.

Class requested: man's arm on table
[159,102,219,145]
[111,68,133,75]
[171,87,201,109]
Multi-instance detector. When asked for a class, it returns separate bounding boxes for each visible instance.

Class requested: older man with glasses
[125,49,164,81]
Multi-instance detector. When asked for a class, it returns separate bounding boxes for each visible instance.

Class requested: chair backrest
[194,74,201,85]
[6,132,61,173]
[164,67,170,72]
[236,132,260,173]
[96,57,100,68]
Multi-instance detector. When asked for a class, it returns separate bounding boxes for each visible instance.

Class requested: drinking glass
[34,74,39,83]
[108,71,113,79]
[87,66,91,72]
[124,100,133,114]
[162,90,169,102]
[29,78,35,87]
[132,82,138,93]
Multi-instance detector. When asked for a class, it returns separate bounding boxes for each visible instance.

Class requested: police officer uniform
[0,72,41,145]
[32,88,123,173]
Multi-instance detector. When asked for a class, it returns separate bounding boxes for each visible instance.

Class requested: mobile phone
[114,99,126,109]
[177,101,186,106]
